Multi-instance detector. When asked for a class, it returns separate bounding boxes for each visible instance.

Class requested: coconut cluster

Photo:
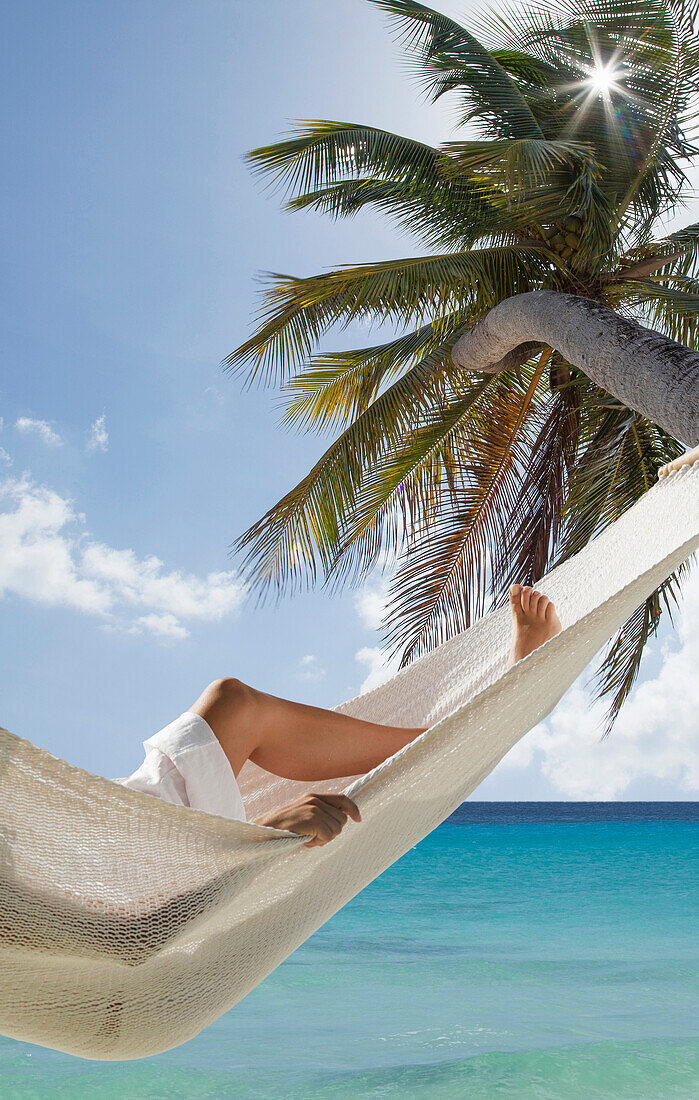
[537,215,584,260]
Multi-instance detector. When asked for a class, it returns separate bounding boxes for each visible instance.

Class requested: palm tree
[227,0,699,729]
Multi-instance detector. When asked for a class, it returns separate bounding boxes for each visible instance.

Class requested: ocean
[1,802,697,1099]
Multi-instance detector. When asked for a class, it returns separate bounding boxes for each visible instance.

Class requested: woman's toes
[520,586,532,614]
[509,585,527,619]
[537,595,549,619]
[529,589,542,614]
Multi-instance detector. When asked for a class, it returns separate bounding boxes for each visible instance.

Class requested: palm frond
[246,121,598,251]
[494,365,581,594]
[440,136,600,184]
[558,403,684,560]
[383,356,550,663]
[232,345,473,594]
[592,564,688,734]
[285,159,607,254]
[226,245,552,385]
[327,374,498,588]
[553,401,685,729]
[488,46,573,90]
[285,175,507,252]
[613,275,699,345]
[619,277,699,312]
[369,0,544,138]
[247,121,439,197]
[280,312,471,434]
[664,220,699,279]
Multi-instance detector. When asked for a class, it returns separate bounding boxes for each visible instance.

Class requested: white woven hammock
[0,463,697,1061]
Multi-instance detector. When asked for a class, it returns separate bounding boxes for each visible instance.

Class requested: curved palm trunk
[451,291,699,444]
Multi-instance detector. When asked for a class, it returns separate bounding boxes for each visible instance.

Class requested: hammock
[0,462,697,1061]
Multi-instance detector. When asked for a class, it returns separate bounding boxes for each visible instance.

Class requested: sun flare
[586,63,620,96]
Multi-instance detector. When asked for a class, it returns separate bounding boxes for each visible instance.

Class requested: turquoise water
[1,803,697,1099]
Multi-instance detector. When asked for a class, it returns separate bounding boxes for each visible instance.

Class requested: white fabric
[113,712,247,823]
[0,462,697,1061]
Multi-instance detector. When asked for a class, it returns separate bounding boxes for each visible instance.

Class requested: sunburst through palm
[227,0,699,731]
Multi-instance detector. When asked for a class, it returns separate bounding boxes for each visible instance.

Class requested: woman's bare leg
[190,583,562,785]
[190,679,426,782]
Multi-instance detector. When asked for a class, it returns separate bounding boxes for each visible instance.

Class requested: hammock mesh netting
[0,462,697,1060]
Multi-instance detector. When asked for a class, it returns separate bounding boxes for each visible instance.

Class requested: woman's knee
[189,678,258,771]
[190,677,254,724]
[207,677,250,706]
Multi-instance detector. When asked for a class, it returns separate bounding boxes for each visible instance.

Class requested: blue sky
[1,0,697,799]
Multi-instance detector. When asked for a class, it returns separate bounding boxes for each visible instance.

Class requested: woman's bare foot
[507,584,562,667]
[658,446,699,478]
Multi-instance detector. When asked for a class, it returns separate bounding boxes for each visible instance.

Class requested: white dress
[113,711,247,822]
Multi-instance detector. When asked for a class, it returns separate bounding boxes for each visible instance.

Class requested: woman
[116,583,561,845]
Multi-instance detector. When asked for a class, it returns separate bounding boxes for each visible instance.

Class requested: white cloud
[0,474,246,640]
[204,386,225,406]
[352,573,401,692]
[0,447,11,466]
[86,414,108,454]
[352,566,406,693]
[80,543,245,621]
[355,644,401,694]
[127,613,190,641]
[354,576,391,631]
[298,654,326,682]
[500,572,699,799]
[0,478,110,613]
[15,417,63,447]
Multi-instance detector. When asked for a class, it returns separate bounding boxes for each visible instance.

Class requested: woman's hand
[253,793,361,847]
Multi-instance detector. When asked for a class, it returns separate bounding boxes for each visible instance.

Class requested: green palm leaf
[494,367,581,592]
[226,245,551,385]
[592,565,688,735]
[557,407,686,727]
[232,342,475,593]
[327,374,498,588]
[613,275,699,345]
[661,221,699,278]
[247,121,440,197]
[383,357,551,662]
[280,312,472,434]
[285,176,507,251]
[369,0,544,138]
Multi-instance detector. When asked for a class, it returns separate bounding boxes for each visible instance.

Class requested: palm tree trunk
[451,291,699,444]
